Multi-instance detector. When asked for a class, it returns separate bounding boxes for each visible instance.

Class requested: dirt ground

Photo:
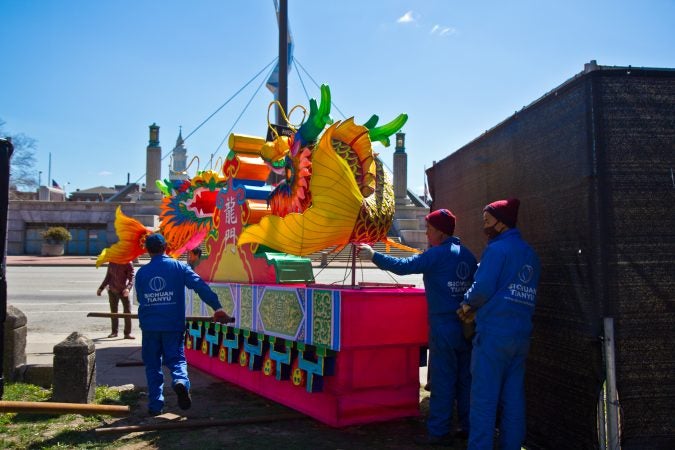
[93,379,468,450]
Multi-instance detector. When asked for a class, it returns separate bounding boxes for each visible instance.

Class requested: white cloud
[430,24,457,36]
[397,11,416,23]
[98,170,112,176]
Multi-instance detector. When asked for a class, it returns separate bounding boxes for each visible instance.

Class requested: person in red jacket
[187,247,202,270]
[97,261,135,339]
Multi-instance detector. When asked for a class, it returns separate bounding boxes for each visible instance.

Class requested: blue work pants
[468,332,530,450]
[142,330,190,413]
[427,315,471,437]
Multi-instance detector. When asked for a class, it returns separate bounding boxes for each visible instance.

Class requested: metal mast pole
[277,0,288,124]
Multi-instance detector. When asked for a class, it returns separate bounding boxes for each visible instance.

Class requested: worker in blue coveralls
[358,209,477,447]
[457,198,541,450]
[135,233,232,415]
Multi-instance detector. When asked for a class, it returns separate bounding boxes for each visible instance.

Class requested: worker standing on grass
[358,209,477,447]
[135,233,232,416]
[457,198,541,450]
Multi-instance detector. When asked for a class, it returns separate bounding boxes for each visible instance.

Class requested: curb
[6,261,378,269]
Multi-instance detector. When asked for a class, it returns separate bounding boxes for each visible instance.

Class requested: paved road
[7,266,115,335]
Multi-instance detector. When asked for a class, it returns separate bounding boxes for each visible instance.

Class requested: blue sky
[2,0,674,196]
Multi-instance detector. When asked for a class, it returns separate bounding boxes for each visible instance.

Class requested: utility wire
[183,56,278,144]
[210,63,278,162]
[291,58,409,202]
[293,59,311,104]
[133,57,348,186]
[132,57,278,185]
[294,58,347,120]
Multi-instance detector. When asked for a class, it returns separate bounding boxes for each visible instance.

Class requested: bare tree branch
[1,118,39,191]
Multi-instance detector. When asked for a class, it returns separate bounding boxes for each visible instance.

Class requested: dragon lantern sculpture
[96,84,418,279]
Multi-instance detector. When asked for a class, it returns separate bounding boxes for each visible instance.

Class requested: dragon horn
[368,113,409,147]
[156,179,172,196]
[297,84,333,144]
[362,114,379,129]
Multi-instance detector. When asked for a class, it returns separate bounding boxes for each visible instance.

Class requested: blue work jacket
[135,254,222,332]
[373,236,477,316]
[463,228,541,338]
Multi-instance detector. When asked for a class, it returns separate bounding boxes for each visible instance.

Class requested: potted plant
[41,226,72,256]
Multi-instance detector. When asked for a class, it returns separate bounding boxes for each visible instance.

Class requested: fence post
[2,305,27,382]
[52,332,96,403]
[597,382,607,449]
[603,317,620,449]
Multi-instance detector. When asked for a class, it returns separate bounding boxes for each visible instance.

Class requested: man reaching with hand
[359,209,477,446]
[135,233,232,415]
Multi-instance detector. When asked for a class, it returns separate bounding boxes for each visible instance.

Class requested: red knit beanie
[484,198,520,228]
[425,209,456,235]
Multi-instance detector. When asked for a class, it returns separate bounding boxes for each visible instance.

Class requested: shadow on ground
[88,347,468,449]
[99,381,445,450]
[88,369,476,450]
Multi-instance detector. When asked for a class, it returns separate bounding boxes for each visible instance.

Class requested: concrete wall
[7,200,160,255]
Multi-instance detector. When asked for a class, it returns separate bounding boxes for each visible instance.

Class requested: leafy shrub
[41,226,72,243]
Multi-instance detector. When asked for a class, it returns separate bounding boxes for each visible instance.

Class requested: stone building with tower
[169,128,189,181]
[140,123,162,201]
[6,124,164,255]
[389,132,429,251]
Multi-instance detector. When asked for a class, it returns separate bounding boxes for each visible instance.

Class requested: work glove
[213,308,235,324]
[356,244,375,261]
[456,303,476,324]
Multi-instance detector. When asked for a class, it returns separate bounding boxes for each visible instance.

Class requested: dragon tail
[96,206,152,267]
[384,237,422,254]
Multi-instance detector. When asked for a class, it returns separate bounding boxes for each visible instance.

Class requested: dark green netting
[427,67,675,449]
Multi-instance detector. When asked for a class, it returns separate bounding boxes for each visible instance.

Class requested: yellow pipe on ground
[0,401,129,417]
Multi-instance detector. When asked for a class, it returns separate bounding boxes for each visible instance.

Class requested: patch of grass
[94,385,140,408]
[0,383,53,426]
[0,383,143,449]
[2,382,52,402]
